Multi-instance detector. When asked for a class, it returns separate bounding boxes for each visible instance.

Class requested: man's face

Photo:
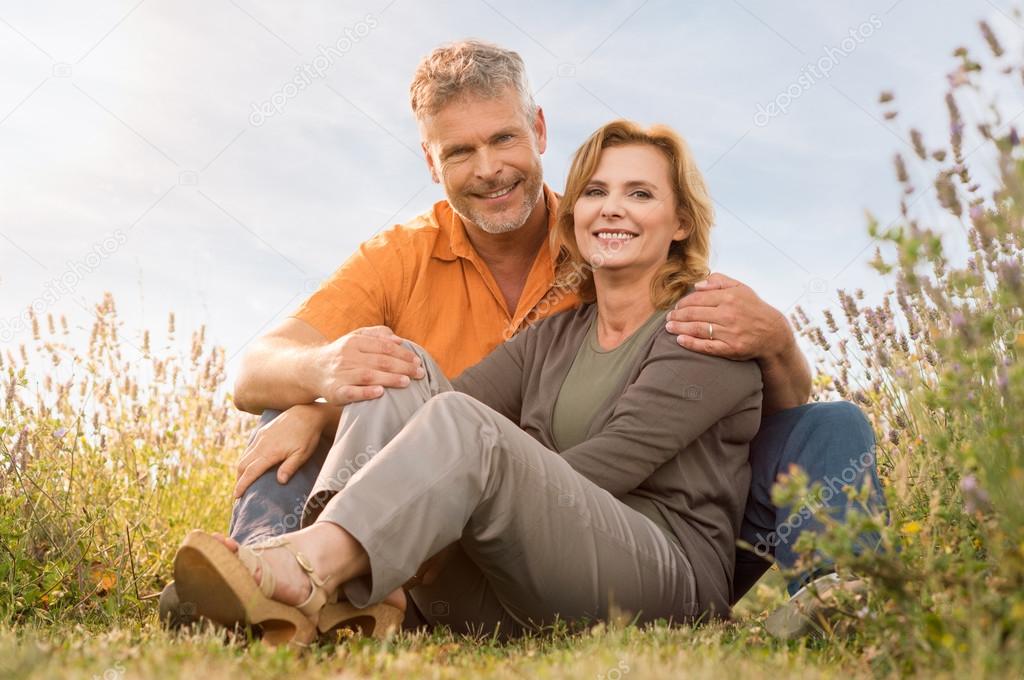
[420,88,546,234]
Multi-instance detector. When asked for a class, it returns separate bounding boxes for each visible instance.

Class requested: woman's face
[572,144,687,275]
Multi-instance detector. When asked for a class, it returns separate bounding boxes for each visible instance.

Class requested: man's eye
[497,134,514,143]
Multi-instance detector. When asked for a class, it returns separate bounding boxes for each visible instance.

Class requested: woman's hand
[314,326,425,405]
[233,403,333,498]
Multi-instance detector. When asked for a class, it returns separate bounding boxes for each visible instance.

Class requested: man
[162,40,884,639]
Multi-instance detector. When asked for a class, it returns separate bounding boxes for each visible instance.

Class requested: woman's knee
[421,390,483,415]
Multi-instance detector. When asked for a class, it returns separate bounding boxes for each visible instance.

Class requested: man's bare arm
[233,318,330,413]
[664,273,812,416]
[751,322,812,416]
[233,318,424,414]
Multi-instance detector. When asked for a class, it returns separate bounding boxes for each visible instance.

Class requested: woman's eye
[584,188,605,196]
[632,190,652,199]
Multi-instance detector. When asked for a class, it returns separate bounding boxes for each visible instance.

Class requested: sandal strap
[237,545,275,598]
[243,536,333,619]
[277,541,331,618]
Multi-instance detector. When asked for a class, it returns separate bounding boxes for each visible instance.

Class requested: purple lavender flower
[960,474,992,514]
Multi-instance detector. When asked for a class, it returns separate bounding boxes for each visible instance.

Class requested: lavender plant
[0,294,252,624]
[776,20,1024,674]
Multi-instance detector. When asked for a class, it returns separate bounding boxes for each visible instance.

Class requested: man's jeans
[228,400,887,604]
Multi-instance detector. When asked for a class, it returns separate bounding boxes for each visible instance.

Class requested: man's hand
[234,403,331,498]
[666,272,812,413]
[665,273,789,360]
[315,326,425,405]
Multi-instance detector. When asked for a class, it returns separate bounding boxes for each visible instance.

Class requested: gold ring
[708,323,714,340]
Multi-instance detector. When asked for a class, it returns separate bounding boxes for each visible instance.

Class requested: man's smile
[471,179,521,204]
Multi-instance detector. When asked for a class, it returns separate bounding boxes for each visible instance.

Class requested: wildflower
[947,67,970,88]
[979,21,1004,57]
[910,129,927,160]
[893,153,910,183]
[53,427,67,439]
[901,520,922,536]
[960,474,992,514]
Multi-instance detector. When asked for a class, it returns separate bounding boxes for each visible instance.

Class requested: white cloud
[0,0,1011,377]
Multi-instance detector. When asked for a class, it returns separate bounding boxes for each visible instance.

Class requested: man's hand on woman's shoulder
[664,272,791,361]
[665,273,812,414]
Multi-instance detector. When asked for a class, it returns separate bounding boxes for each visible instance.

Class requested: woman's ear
[672,218,690,241]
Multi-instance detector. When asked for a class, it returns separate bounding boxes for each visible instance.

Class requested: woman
[173,120,763,646]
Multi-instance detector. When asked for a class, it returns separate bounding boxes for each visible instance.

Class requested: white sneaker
[765,572,867,639]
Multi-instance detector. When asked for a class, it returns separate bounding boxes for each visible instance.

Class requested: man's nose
[473,148,502,181]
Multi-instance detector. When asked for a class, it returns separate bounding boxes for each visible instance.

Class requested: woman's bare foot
[211,531,406,617]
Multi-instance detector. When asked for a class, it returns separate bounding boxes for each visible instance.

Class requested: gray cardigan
[453,302,763,617]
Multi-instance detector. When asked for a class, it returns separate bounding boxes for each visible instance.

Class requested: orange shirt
[293,184,581,378]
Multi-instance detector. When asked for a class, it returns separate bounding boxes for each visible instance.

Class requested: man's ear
[422,142,440,184]
[533,106,548,155]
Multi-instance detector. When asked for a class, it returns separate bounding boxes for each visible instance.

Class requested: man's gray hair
[409,39,537,122]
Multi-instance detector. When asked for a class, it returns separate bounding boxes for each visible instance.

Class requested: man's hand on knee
[316,326,426,405]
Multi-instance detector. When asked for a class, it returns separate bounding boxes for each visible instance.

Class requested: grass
[0,590,886,680]
[0,573,1001,680]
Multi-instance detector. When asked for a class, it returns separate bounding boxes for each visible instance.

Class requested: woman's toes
[210,532,240,553]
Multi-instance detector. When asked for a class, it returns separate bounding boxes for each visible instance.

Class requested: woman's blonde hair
[553,119,714,309]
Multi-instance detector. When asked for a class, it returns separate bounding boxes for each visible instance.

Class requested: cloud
[0,0,1007,375]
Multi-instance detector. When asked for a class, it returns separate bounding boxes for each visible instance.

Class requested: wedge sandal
[172,530,405,646]
[317,599,405,641]
[173,530,324,647]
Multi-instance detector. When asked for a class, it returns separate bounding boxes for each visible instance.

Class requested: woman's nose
[600,195,623,219]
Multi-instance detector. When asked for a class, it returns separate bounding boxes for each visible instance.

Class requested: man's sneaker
[158,580,200,631]
[764,572,867,639]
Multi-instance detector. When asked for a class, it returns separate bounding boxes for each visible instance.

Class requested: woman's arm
[560,334,763,497]
[450,327,531,424]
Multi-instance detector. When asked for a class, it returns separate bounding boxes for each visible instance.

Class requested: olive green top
[552,309,667,451]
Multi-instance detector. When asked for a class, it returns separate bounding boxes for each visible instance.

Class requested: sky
[1,0,1021,379]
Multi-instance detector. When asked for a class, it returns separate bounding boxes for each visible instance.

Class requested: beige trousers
[299,342,697,638]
